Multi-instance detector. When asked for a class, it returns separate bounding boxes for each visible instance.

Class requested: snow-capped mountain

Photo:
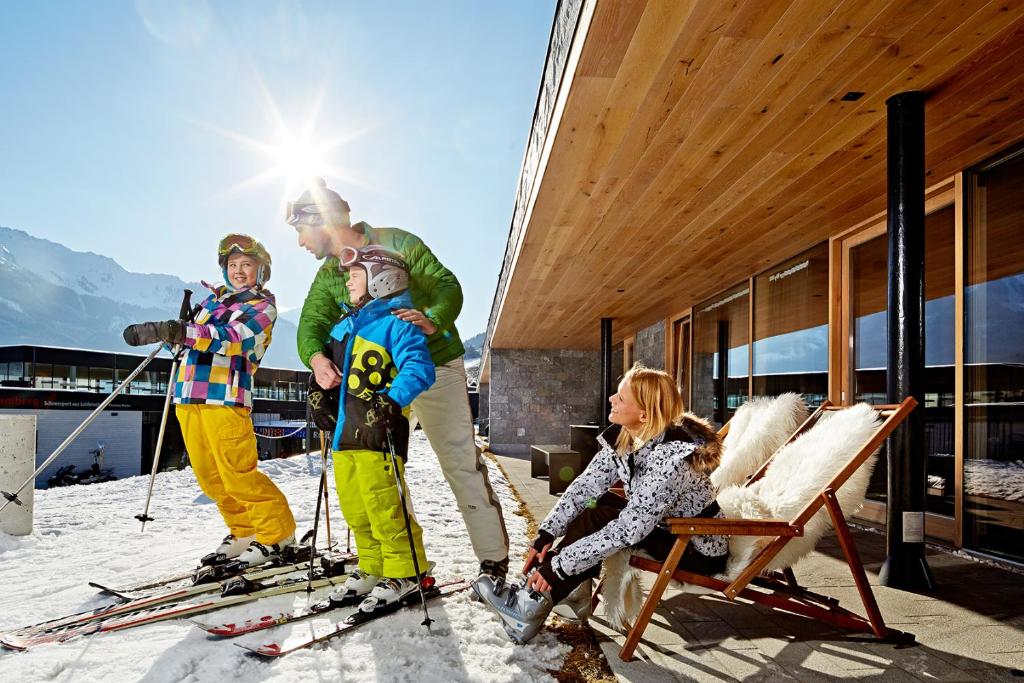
[0,226,303,369]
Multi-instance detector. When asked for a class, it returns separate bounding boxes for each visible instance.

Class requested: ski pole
[305,447,328,593]
[381,410,433,630]
[134,289,196,530]
[134,353,182,531]
[319,435,333,550]
[0,345,162,514]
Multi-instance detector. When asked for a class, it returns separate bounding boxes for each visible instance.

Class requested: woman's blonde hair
[614,363,685,454]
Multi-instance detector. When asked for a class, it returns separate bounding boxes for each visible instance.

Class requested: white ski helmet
[340,246,409,300]
[285,177,350,228]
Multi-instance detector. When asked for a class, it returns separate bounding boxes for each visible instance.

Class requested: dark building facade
[0,345,310,486]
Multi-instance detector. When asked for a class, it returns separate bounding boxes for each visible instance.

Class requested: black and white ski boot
[200,534,254,567]
[235,534,295,568]
[471,574,552,644]
[327,568,379,607]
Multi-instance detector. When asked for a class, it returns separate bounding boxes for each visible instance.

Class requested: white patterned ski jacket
[538,418,728,578]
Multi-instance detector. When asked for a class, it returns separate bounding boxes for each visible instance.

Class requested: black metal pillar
[880,91,935,591]
[715,321,729,425]
[600,318,613,428]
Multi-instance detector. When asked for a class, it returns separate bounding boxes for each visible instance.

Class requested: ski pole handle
[178,289,193,321]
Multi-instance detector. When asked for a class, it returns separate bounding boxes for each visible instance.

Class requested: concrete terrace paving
[491,451,1024,682]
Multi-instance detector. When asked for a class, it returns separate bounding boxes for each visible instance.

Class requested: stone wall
[634,320,666,370]
[487,348,600,455]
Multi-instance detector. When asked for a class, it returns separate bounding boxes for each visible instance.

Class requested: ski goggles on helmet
[285,202,324,228]
[218,233,260,257]
[338,246,406,271]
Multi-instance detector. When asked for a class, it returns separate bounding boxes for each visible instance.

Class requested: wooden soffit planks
[490,0,1024,350]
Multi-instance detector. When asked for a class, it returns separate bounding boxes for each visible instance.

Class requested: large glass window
[34,363,54,389]
[849,207,956,511]
[91,367,114,394]
[752,243,829,405]
[692,283,749,425]
[965,152,1024,563]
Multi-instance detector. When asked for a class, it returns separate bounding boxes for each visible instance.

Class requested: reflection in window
[692,284,749,425]
[850,207,955,510]
[752,243,829,405]
[965,152,1024,563]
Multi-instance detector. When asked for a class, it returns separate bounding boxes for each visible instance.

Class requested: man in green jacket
[288,178,510,580]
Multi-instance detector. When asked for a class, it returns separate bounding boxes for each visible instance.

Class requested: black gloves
[307,375,339,433]
[531,530,555,553]
[122,320,186,347]
[365,393,402,430]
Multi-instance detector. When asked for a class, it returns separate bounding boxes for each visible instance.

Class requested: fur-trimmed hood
[598,412,723,474]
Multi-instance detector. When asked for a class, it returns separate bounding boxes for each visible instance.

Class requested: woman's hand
[393,308,437,335]
[310,353,342,389]
[526,568,552,593]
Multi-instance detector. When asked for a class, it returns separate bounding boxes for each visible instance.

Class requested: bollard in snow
[0,415,36,536]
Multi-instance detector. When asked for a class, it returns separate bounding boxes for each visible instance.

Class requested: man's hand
[310,353,342,389]
[393,308,437,336]
[123,320,185,346]
[522,542,551,576]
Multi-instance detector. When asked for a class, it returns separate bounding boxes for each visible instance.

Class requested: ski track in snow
[0,433,568,682]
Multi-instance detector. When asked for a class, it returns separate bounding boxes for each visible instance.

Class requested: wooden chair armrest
[665,517,804,536]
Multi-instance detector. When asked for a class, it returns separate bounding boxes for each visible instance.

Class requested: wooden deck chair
[598,396,820,627]
[619,397,917,661]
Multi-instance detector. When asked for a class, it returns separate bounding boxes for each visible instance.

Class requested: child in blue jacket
[317,246,436,614]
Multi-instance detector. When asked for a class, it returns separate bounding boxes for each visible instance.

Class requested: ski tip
[0,635,28,651]
[235,641,282,658]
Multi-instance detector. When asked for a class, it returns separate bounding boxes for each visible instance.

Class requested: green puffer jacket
[297,222,465,369]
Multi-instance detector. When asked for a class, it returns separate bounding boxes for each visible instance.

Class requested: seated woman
[472,364,728,644]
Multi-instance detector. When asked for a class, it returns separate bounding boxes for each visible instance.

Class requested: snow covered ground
[0,433,568,682]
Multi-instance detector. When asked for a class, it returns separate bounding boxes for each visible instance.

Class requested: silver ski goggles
[285,202,323,228]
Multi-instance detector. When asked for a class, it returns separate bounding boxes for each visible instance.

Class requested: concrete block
[0,415,36,536]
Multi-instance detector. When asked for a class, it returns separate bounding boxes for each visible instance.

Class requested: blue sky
[0,1,554,336]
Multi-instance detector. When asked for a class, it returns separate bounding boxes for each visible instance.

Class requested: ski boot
[200,534,254,567]
[471,574,552,644]
[326,568,380,608]
[470,557,509,602]
[551,578,593,624]
[234,534,295,568]
[347,573,437,624]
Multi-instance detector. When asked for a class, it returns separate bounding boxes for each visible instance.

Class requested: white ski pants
[410,356,509,562]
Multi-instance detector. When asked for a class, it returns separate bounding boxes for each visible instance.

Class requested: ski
[193,575,449,638]
[89,544,343,597]
[8,551,355,639]
[0,569,351,651]
[235,580,469,658]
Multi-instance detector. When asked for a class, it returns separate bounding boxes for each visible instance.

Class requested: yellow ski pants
[333,448,427,578]
[177,404,296,545]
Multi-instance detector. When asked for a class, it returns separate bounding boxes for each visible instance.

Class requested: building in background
[482,1,1024,566]
[0,345,311,485]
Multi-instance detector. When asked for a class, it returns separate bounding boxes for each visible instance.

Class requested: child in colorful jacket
[123,234,296,567]
[314,245,436,615]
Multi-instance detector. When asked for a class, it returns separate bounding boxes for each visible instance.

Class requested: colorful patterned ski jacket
[537,417,728,578]
[298,222,465,369]
[327,290,436,455]
[173,282,276,409]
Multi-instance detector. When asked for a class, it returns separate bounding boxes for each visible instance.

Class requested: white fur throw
[711,393,809,491]
[717,403,882,578]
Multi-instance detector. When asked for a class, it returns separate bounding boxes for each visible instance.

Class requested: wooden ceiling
[490,0,1024,350]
